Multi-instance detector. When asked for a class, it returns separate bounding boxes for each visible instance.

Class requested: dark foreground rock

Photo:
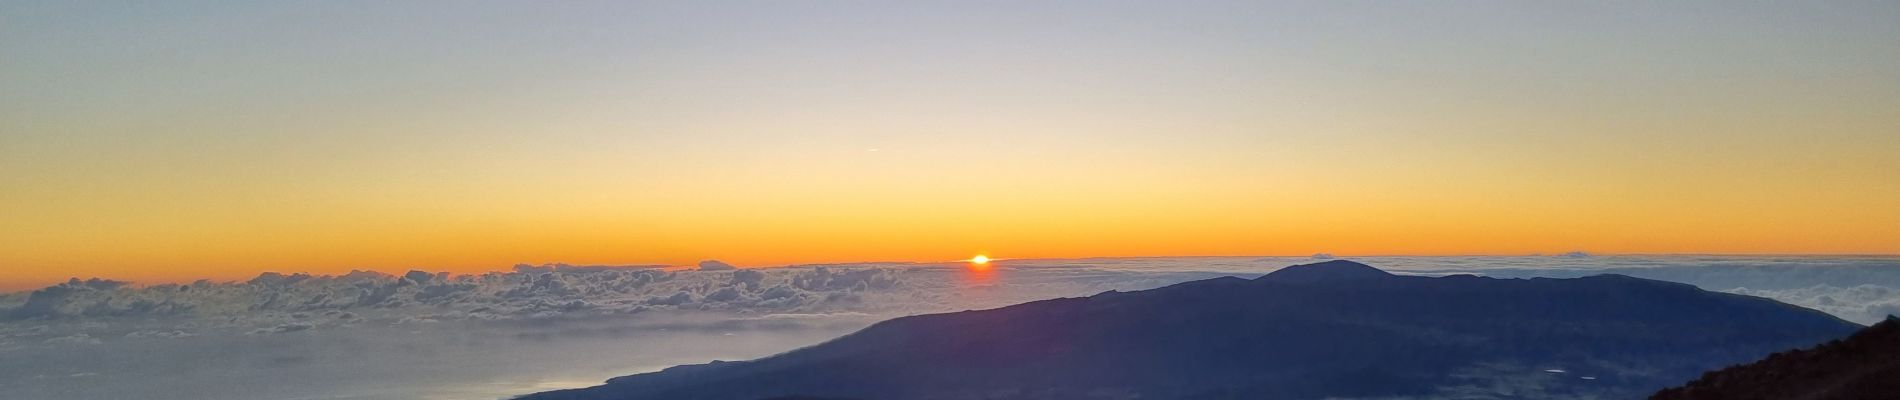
[1652,315,1900,400]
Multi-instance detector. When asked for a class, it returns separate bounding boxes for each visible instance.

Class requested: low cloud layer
[2,256,1897,400]
[1,264,917,335]
[1730,284,1900,325]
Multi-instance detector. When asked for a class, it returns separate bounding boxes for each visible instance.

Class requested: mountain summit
[1257,259,1395,283]
[522,261,1857,400]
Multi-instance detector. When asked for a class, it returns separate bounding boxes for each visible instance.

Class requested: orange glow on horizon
[2,1,1898,292]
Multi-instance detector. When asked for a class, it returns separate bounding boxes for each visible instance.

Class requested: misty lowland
[4,1,1898,400]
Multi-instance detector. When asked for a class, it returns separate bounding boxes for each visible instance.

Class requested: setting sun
[971,255,991,264]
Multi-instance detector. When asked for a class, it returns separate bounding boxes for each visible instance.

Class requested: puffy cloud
[731,270,765,289]
[647,291,694,306]
[248,272,312,287]
[6,255,1900,354]
[72,278,130,291]
[4,278,173,321]
[0,260,1221,350]
[704,287,743,303]
[401,270,441,285]
[0,264,920,330]
[790,267,899,292]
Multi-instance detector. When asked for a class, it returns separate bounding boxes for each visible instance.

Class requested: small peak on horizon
[1259,259,1394,283]
[698,260,738,271]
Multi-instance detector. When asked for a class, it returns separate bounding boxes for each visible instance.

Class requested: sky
[2,1,1898,289]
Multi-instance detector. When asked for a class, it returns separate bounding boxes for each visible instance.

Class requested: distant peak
[1258,260,1394,283]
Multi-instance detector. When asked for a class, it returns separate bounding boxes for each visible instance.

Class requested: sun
[970,255,990,264]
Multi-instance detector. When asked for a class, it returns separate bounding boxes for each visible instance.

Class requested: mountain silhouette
[1651,315,1900,400]
[1256,259,1395,283]
[520,260,1859,400]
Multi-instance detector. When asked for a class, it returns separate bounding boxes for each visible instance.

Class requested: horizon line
[7,252,1900,293]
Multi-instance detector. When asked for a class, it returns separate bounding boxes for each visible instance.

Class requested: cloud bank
[2,255,1897,400]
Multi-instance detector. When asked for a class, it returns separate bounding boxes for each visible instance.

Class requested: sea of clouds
[1,255,1895,400]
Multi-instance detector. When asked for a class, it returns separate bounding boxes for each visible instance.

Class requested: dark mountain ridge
[1652,315,1900,400]
[523,260,1859,400]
